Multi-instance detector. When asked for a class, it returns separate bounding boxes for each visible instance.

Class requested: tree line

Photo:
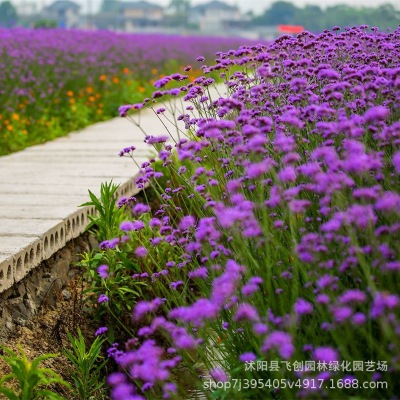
[252,1,400,32]
[1,0,400,32]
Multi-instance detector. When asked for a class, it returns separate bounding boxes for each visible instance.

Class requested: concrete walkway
[0,86,225,293]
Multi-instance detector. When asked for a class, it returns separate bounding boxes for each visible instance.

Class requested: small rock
[53,259,70,282]
[25,320,35,330]
[5,321,14,331]
[19,326,34,336]
[62,290,72,301]
[24,298,37,313]
[14,317,26,327]
[67,269,76,279]
[88,235,99,250]
[17,284,27,298]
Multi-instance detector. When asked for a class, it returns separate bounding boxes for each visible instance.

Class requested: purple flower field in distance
[0,28,256,155]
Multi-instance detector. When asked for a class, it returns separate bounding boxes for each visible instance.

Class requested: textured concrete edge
[0,174,142,294]
[0,231,97,341]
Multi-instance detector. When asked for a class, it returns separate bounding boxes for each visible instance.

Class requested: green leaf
[34,389,66,399]
[0,386,19,400]
[31,353,59,369]
[117,287,140,296]
[0,373,14,386]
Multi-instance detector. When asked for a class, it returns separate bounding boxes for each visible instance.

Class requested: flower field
[1,24,400,400]
[0,29,250,156]
[76,25,400,400]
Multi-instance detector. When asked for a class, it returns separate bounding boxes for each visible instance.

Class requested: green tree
[34,19,57,29]
[0,1,18,27]
[372,4,400,29]
[168,0,191,27]
[252,1,400,32]
[323,5,365,28]
[255,1,299,25]
[100,0,120,13]
[293,5,324,31]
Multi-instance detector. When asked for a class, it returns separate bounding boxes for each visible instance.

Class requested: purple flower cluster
[107,26,400,398]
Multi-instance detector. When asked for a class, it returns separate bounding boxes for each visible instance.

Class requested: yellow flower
[7,125,13,131]
[151,68,158,74]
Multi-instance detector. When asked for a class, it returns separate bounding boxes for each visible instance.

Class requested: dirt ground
[0,274,105,399]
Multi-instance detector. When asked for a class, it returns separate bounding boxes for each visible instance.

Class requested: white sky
[14,0,400,15]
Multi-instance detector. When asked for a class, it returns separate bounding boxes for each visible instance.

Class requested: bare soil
[0,273,106,399]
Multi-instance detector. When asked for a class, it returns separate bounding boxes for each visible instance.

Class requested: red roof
[278,25,304,34]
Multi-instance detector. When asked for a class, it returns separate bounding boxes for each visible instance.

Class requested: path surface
[0,86,225,293]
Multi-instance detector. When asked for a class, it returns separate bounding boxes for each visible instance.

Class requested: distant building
[91,12,120,31]
[43,0,80,28]
[119,1,164,31]
[15,1,40,27]
[16,1,37,16]
[189,0,243,33]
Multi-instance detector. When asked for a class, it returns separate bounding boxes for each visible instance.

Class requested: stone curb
[0,178,141,293]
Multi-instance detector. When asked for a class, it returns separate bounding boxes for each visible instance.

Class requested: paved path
[0,86,225,293]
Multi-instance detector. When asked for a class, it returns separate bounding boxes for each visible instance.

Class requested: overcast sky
[14,0,400,14]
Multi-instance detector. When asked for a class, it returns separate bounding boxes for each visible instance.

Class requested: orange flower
[88,96,95,102]
[86,86,94,94]
[151,68,158,74]
[138,86,145,93]
[123,67,130,74]
[112,77,119,84]
[7,125,13,131]
[12,113,20,121]
[67,90,74,97]
[99,74,106,81]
